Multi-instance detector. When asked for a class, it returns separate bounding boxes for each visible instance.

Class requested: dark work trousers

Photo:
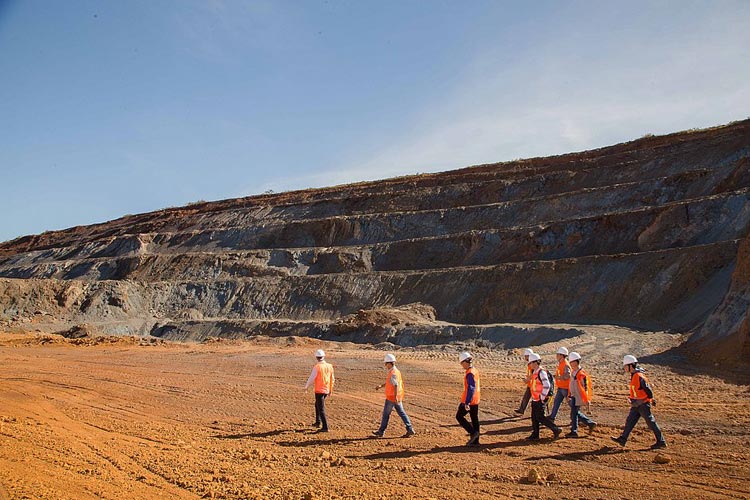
[456,404,480,435]
[620,403,664,443]
[518,387,531,413]
[530,400,558,437]
[314,393,329,430]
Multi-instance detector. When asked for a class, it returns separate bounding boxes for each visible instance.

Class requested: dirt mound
[330,303,438,344]
[59,323,96,339]
[339,303,438,327]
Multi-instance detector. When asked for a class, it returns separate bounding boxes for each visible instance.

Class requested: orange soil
[0,332,748,500]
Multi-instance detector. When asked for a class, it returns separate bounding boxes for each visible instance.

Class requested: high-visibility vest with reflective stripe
[530,368,549,401]
[385,367,404,402]
[556,358,571,390]
[572,368,592,404]
[314,362,334,394]
[525,365,533,386]
[629,371,651,403]
[462,367,480,405]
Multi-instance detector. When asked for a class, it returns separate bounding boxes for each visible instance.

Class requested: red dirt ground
[1,331,749,500]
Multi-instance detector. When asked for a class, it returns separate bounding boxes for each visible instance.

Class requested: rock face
[0,121,748,354]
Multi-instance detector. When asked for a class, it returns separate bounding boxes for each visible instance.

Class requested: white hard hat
[569,351,581,362]
[384,353,396,363]
[523,348,534,356]
[623,354,638,366]
[315,349,325,358]
[557,347,569,356]
[459,351,473,363]
[527,353,541,363]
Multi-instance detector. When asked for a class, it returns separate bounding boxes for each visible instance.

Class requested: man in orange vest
[549,347,571,422]
[372,353,415,438]
[514,348,534,415]
[566,351,596,438]
[526,353,562,441]
[457,351,481,446]
[304,349,335,433]
[611,355,667,449]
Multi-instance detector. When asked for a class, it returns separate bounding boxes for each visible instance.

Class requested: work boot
[371,431,384,438]
[650,441,667,450]
[565,431,579,438]
[402,429,415,438]
[525,434,540,441]
[466,431,480,446]
[610,436,626,447]
[552,427,562,439]
[317,428,329,433]
[312,422,321,428]
[587,422,597,434]
[514,408,524,415]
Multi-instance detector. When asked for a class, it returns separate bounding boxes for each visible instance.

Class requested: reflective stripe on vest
[629,372,651,402]
[314,362,333,394]
[530,368,549,401]
[385,367,404,402]
[462,367,480,405]
[556,359,571,390]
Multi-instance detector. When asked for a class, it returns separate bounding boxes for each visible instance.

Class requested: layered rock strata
[0,120,748,352]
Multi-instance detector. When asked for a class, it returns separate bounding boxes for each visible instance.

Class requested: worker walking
[526,353,562,441]
[456,351,481,446]
[514,348,534,415]
[611,355,667,449]
[566,351,596,438]
[304,349,335,433]
[372,354,416,438]
[549,347,571,422]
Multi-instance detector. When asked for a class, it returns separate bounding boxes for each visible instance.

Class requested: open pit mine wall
[0,120,748,347]
[691,233,750,359]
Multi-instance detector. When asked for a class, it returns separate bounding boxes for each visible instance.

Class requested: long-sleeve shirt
[305,361,334,394]
[530,367,551,401]
[464,372,477,405]
[629,368,654,407]
[569,368,589,405]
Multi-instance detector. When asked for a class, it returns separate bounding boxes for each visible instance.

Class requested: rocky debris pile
[330,303,438,343]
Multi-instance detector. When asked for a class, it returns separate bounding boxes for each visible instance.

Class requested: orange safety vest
[462,367,480,405]
[525,365,533,386]
[385,367,404,403]
[530,368,549,401]
[556,358,571,390]
[314,362,334,394]
[572,368,592,404]
[629,371,651,403]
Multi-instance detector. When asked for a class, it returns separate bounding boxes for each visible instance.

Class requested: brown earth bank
[1,330,748,500]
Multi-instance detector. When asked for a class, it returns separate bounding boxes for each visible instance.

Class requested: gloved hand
[464,404,470,411]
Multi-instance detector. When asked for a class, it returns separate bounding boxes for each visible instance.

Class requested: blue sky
[0,1,748,243]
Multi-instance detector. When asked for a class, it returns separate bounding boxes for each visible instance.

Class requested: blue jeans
[549,388,568,421]
[620,403,665,443]
[569,398,595,433]
[377,399,413,434]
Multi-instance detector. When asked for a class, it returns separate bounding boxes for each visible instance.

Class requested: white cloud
[312,5,750,183]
